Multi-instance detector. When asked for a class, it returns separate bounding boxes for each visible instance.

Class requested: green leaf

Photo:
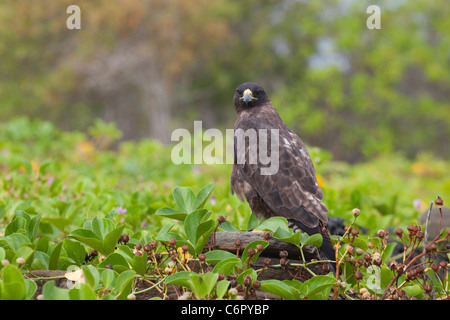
[82,265,100,289]
[189,272,218,300]
[99,253,130,273]
[5,216,27,237]
[3,233,31,251]
[165,271,194,290]
[0,247,5,261]
[39,161,52,175]
[301,233,323,248]
[42,281,70,300]
[102,224,126,255]
[115,270,136,299]
[256,217,289,232]
[194,219,216,254]
[155,207,187,221]
[173,186,196,213]
[240,240,269,266]
[69,283,97,300]
[184,209,211,245]
[402,284,422,297]
[300,274,337,300]
[69,229,104,254]
[1,264,27,300]
[63,238,86,266]
[212,257,240,276]
[14,246,34,266]
[381,242,397,262]
[273,227,302,246]
[205,250,236,265]
[259,279,296,300]
[132,251,148,276]
[49,242,63,270]
[27,214,41,241]
[100,268,117,289]
[215,280,230,299]
[192,183,216,209]
[25,279,37,300]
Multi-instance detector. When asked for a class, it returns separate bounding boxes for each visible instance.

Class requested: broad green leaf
[100,268,117,289]
[25,279,37,300]
[184,209,211,245]
[14,246,34,265]
[69,229,104,254]
[165,271,194,290]
[212,257,240,276]
[42,281,70,300]
[194,219,216,254]
[5,216,27,237]
[381,242,397,262]
[192,183,216,209]
[301,233,323,248]
[273,227,302,246]
[63,238,86,266]
[132,251,148,276]
[215,280,230,299]
[39,161,52,175]
[82,265,100,289]
[257,217,289,232]
[236,268,257,286]
[189,272,218,299]
[115,270,136,299]
[49,242,63,270]
[173,186,196,213]
[205,250,236,265]
[69,283,97,300]
[402,284,422,297]
[99,253,130,273]
[300,274,337,300]
[1,264,26,300]
[0,247,5,261]
[32,251,49,270]
[155,207,187,221]
[240,240,269,266]
[3,233,31,251]
[27,214,41,241]
[259,279,296,300]
[102,224,126,255]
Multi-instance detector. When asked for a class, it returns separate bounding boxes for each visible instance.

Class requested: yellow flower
[411,162,426,175]
[76,140,95,158]
[316,174,325,188]
[31,161,39,173]
[177,247,193,262]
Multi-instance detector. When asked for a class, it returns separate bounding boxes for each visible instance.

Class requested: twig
[422,201,434,263]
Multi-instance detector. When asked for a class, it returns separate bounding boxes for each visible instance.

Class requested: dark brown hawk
[230,82,335,269]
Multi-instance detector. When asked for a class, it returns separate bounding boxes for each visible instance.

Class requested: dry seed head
[435,196,443,208]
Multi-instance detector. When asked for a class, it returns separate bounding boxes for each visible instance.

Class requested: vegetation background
[0,0,448,300]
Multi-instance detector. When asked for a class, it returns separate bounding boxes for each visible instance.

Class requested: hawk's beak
[240,89,256,105]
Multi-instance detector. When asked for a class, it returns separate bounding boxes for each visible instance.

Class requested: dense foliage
[0,119,448,300]
[1,0,449,161]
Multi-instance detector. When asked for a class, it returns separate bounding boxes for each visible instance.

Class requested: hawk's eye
[236,90,243,95]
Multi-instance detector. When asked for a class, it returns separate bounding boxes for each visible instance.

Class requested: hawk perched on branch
[230,82,335,269]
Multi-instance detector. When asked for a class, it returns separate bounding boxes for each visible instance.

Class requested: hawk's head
[233,82,269,113]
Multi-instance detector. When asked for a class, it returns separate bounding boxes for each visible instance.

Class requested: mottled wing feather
[231,115,328,228]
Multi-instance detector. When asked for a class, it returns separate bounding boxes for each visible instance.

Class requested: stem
[423,201,434,263]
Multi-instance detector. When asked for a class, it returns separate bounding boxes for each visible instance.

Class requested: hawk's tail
[289,219,336,273]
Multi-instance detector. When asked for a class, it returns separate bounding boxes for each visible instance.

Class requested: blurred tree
[269,0,450,161]
[0,0,449,162]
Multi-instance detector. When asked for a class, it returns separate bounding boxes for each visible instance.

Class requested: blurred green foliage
[0,117,447,237]
[0,0,449,162]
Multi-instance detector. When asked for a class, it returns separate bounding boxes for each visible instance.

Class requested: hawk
[230,82,335,270]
